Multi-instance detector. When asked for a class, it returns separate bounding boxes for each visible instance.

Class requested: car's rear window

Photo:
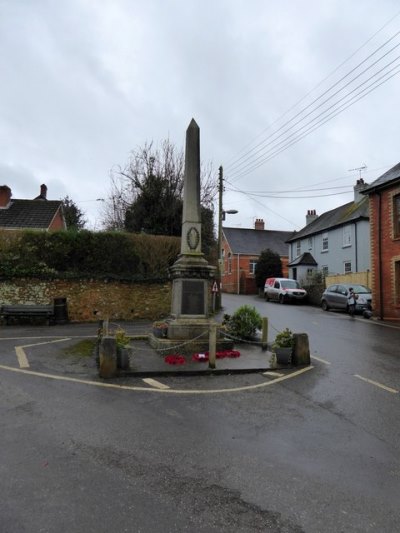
[352,285,371,294]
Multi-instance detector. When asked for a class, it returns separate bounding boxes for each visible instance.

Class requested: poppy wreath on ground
[164,354,186,365]
[216,350,241,359]
[192,352,209,362]
[225,350,241,358]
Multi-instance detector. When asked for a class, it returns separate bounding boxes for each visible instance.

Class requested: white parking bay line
[142,378,170,390]
[15,347,29,368]
[354,374,399,394]
[14,338,71,369]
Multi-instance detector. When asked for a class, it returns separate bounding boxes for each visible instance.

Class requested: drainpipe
[354,222,358,272]
[237,253,240,294]
[378,192,384,319]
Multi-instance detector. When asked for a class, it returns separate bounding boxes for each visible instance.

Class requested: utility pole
[216,165,223,310]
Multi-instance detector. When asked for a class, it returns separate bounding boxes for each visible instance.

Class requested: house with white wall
[286,180,370,282]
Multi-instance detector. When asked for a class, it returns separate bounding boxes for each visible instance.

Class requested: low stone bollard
[99,335,117,378]
[292,333,310,366]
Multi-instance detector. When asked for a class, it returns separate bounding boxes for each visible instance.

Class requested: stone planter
[117,346,132,370]
[152,327,168,338]
[274,347,292,365]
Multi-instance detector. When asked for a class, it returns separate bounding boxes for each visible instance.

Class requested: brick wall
[369,185,400,321]
[221,253,289,294]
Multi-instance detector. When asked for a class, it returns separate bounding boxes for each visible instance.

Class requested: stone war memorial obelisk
[149,119,232,354]
[167,118,215,345]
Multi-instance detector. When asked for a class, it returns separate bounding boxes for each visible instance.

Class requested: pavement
[107,317,281,376]
[0,318,284,378]
[125,336,276,377]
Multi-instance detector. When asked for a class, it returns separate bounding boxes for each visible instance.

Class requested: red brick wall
[369,185,400,321]
[49,208,66,230]
[221,246,289,294]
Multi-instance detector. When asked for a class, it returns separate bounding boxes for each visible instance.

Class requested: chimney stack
[354,178,368,203]
[254,218,265,230]
[0,185,12,208]
[306,209,318,225]
[35,183,48,200]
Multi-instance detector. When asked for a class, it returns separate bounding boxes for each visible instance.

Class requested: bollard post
[208,323,217,369]
[99,335,117,378]
[261,317,268,351]
[292,333,310,366]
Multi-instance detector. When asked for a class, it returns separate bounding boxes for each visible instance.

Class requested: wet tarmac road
[0,297,399,532]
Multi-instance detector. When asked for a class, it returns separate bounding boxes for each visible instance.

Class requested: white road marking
[14,338,71,369]
[19,338,71,348]
[354,374,399,394]
[142,378,170,390]
[15,346,29,368]
[311,355,331,365]
[0,364,314,395]
[263,371,284,377]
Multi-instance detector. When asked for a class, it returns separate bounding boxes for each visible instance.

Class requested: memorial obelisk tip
[181,118,201,255]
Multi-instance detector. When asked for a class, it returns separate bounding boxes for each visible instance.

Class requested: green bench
[0,304,55,325]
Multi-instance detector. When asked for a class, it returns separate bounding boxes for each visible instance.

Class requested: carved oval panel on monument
[186,226,200,251]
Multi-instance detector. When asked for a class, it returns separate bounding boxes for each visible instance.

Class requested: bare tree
[100,139,217,234]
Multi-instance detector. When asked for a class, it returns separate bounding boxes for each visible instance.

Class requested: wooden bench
[0,304,55,325]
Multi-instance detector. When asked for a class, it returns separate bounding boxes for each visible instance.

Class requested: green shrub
[0,229,180,280]
[224,305,262,340]
[272,328,294,349]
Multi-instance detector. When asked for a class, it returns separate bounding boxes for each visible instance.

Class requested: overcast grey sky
[1,0,399,231]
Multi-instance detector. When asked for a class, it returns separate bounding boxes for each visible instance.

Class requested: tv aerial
[348,163,367,180]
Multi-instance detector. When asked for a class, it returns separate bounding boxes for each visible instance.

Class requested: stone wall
[0,278,172,322]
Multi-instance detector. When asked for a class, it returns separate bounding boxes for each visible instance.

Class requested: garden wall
[0,278,172,322]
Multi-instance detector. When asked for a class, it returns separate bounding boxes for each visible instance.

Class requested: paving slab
[121,338,283,377]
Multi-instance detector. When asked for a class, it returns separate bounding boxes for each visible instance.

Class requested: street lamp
[218,208,238,272]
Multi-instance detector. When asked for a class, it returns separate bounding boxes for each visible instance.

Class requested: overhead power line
[225,185,353,200]
[223,9,400,168]
[224,18,400,183]
[228,42,400,179]
[227,58,400,181]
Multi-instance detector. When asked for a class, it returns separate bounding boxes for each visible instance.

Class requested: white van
[264,277,307,304]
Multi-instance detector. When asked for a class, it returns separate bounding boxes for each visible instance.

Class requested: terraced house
[362,162,400,322]
[221,218,293,294]
[286,180,370,282]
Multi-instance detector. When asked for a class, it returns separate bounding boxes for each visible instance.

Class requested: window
[322,233,329,251]
[307,268,313,277]
[308,237,312,250]
[343,225,352,247]
[344,261,352,273]
[228,253,232,274]
[249,259,257,275]
[296,241,301,257]
[394,195,400,238]
[396,260,400,304]
[322,265,329,277]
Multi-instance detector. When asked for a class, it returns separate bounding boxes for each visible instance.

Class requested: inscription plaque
[181,280,205,315]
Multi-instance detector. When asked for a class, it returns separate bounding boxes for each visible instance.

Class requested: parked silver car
[264,277,307,304]
[321,283,372,313]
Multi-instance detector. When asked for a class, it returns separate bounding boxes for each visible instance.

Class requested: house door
[292,267,297,280]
